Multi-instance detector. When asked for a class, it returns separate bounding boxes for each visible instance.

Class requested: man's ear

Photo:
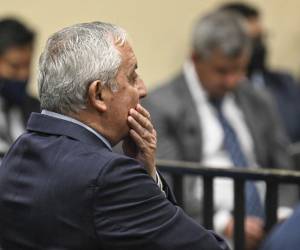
[88,80,107,112]
[191,51,201,63]
[0,58,5,72]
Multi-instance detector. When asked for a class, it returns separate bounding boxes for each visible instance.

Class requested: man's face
[0,45,33,80]
[193,49,249,98]
[103,42,147,144]
[247,17,263,39]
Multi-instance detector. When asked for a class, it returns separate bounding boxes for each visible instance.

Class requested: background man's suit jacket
[259,202,300,250]
[0,113,228,250]
[143,73,294,216]
[262,70,300,143]
[143,73,292,170]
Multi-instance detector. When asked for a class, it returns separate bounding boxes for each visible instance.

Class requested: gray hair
[191,10,251,59]
[38,21,127,114]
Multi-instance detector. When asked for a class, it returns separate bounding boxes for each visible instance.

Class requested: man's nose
[138,78,147,99]
[224,73,242,88]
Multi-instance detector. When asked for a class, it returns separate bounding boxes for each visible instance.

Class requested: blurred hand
[123,104,157,179]
[224,216,265,250]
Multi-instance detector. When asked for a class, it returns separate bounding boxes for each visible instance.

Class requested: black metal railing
[157,159,300,250]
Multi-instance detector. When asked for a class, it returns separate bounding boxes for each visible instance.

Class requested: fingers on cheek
[136,103,146,113]
[131,107,151,126]
[131,110,146,126]
[134,114,153,132]
[129,129,143,145]
[137,105,151,119]
[128,116,137,128]
[128,116,142,134]
[128,115,134,124]
[129,129,137,138]
[128,115,155,141]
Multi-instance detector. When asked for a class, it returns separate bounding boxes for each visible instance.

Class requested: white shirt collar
[183,59,208,106]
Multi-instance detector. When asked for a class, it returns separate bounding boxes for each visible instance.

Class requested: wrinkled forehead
[116,42,137,68]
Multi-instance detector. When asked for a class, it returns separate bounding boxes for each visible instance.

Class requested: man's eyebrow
[128,64,138,75]
[132,63,138,71]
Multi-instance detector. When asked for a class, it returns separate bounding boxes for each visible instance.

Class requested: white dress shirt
[0,99,25,159]
[183,60,262,233]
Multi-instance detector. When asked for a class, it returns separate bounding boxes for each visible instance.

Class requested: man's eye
[133,74,138,81]
[216,68,227,75]
[129,73,138,83]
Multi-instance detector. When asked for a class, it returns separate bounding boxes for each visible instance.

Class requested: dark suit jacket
[0,113,228,250]
[263,70,300,143]
[259,203,300,250]
[20,94,40,125]
[143,73,292,170]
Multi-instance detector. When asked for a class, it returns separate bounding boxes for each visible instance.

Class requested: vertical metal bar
[265,180,278,232]
[234,179,245,250]
[203,176,214,230]
[171,173,184,209]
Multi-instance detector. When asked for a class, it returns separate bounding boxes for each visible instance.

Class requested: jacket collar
[26,112,111,151]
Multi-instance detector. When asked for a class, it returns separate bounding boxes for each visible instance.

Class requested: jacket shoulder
[143,74,188,115]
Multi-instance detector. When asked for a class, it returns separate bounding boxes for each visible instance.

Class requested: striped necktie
[210,97,265,219]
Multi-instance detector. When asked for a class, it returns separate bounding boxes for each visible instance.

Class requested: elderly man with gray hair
[0,21,229,250]
[143,10,291,250]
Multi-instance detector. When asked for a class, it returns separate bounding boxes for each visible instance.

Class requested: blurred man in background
[0,18,40,158]
[143,10,292,250]
[221,2,300,145]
